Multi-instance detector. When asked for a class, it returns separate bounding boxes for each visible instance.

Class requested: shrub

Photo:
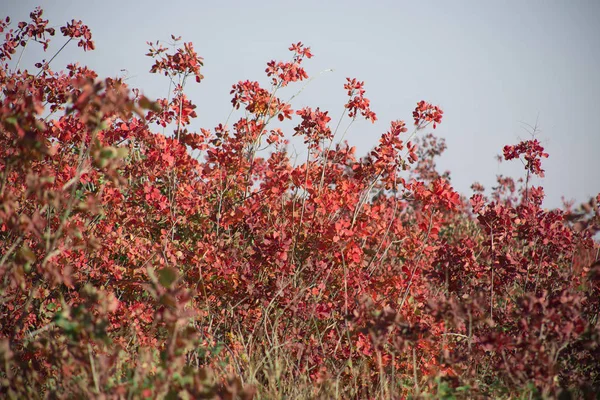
[1,7,598,399]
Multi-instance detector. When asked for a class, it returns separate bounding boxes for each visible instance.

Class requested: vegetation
[1,8,599,399]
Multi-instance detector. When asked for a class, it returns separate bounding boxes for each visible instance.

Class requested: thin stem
[14,37,31,72]
[317,105,349,193]
[490,227,495,322]
[400,210,435,309]
[0,235,24,270]
[413,346,420,395]
[88,343,100,393]
[36,38,73,78]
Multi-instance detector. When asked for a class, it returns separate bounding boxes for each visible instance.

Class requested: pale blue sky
[5,0,600,209]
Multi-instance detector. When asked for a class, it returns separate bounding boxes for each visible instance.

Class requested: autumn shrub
[1,7,599,399]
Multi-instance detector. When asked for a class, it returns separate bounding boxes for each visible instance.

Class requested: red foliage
[0,8,598,399]
[503,138,549,178]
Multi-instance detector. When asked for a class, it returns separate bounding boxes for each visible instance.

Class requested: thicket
[1,8,599,399]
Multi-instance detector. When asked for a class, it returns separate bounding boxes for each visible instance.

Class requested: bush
[1,7,599,399]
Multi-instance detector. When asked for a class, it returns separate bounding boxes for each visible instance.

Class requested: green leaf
[116,147,129,159]
[17,246,36,264]
[139,95,161,112]
[54,313,80,335]
[100,147,116,159]
[158,267,177,288]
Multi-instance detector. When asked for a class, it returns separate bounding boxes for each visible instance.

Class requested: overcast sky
[5,0,600,209]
